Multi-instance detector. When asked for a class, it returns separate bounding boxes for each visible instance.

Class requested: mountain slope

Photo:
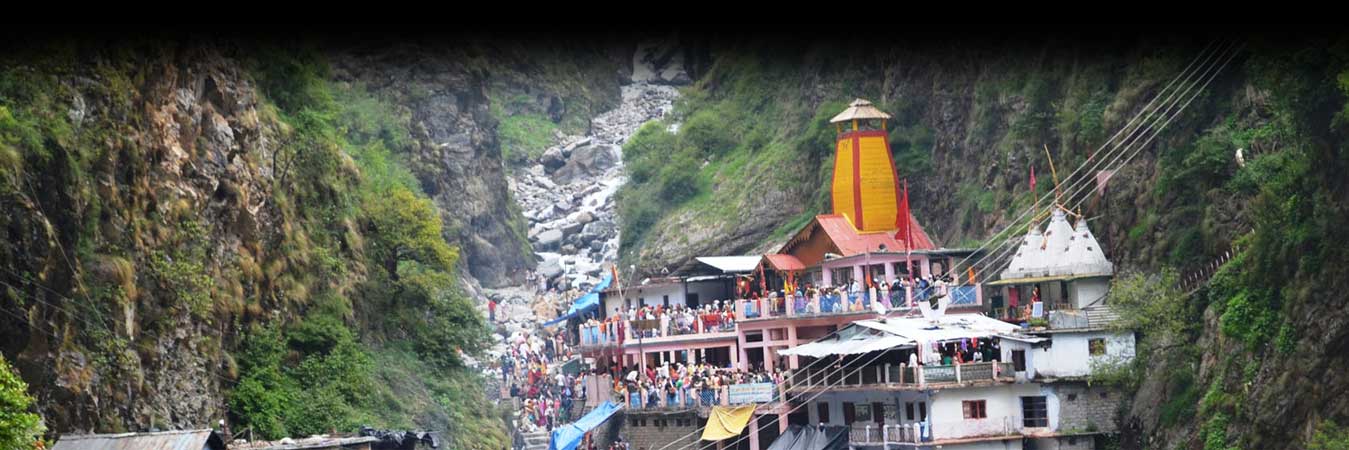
[0,38,628,448]
[615,34,1349,449]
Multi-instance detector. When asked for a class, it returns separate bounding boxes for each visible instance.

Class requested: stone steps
[1085,306,1121,327]
[522,430,550,450]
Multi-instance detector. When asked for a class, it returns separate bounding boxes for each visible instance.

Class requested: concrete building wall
[1067,278,1109,309]
[805,391,929,427]
[1028,332,1134,379]
[686,280,732,307]
[1053,383,1120,434]
[627,283,685,309]
[1026,436,1095,450]
[1000,331,1134,380]
[940,440,1023,450]
[929,384,1056,440]
[616,410,702,450]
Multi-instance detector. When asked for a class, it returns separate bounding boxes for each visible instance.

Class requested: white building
[769,208,1133,450]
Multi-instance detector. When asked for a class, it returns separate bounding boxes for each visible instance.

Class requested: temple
[557,100,1135,450]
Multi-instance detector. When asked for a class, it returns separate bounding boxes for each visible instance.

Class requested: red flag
[1030,166,1037,193]
[895,179,911,246]
[758,262,767,293]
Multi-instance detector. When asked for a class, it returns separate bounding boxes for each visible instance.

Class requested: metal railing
[786,362,1013,391]
[577,313,737,349]
[849,424,922,444]
[734,285,983,322]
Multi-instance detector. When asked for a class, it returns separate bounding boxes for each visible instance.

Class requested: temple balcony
[783,361,1016,393]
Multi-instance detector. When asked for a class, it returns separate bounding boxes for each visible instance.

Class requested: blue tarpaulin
[544,273,613,326]
[548,401,621,450]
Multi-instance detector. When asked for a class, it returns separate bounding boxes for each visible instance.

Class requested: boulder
[562,137,591,153]
[569,211,595,225]
[540,146,566,171]
[550,144,619,184]
[561,221,585,236]
[535,229,563,249]
[537,257,563,279]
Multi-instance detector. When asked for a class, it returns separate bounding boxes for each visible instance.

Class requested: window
[905,402,915,421]
[962,400,987,419]
[855,403,873,422]
[1089,338,1106,356]
[883,403,899,422]
[663,295,670,307]
[1012,350,1027,372]
[1067,393,1078,402]
[1022,396,1048,427]
[918,402,927,421]
[817,402,831,423]
[843,402,856,423]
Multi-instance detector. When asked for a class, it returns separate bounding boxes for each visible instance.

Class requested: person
[488,298,497,322]
[664,377,677,406]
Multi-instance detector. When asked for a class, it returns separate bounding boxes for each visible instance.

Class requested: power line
[962,41,1243,288]
[947,40,1239,286]
[653,45,1242,450]
[653,348,895,450]
[950,40,1230,279]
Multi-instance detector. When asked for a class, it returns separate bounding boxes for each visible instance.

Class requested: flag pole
[903,179,915,309]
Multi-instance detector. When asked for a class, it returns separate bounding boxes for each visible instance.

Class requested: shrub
[0,354,44,449]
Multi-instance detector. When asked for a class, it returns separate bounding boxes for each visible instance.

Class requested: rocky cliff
[0,37,634,447]
[0,43,284,432]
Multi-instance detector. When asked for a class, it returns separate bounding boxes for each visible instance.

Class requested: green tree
[0,354,44,449]
[365,188,459,281]
[1309,421,1349,450]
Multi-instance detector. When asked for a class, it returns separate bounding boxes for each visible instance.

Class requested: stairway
[1084,306,1121,328]
[522,429,550,450]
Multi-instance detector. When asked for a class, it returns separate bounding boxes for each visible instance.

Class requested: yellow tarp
[701,405,757,441]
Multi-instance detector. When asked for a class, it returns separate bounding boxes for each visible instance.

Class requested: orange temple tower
[829,98,901,232]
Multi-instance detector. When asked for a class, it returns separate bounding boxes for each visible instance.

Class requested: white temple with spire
[991,207,1117,315]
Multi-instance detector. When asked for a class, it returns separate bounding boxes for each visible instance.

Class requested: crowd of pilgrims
[745,273,966,313]
[611,361,782,409]
[498,325,586,433]
[575,274,968,345]
[499,273,977,437]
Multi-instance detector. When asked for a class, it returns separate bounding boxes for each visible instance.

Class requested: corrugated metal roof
[52,430,224,450]
[780,313,1033,357]
[694,256,762,273]
[829,99,892,123]
[236,436,379,449]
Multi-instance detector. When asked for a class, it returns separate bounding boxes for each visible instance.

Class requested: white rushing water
[484,41,686,339]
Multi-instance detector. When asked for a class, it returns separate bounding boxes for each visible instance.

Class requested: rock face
[330,52,535,288]
[0,45,283,433]
[510,81,681,291]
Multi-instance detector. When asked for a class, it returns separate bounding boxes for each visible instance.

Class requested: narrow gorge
[1,29,1348,450]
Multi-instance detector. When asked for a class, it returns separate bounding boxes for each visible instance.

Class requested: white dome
[999,209,1113,281]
